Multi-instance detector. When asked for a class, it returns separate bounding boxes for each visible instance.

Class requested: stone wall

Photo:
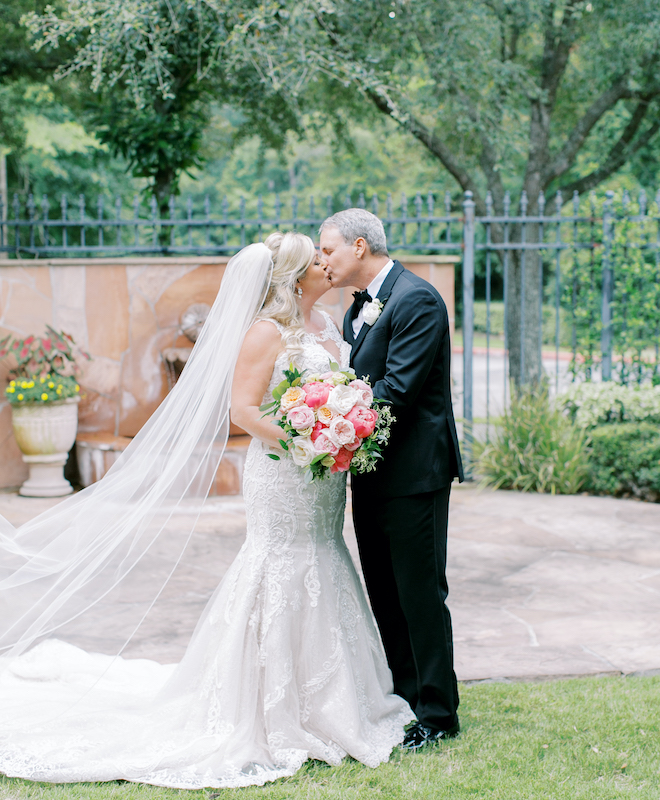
[0,254,458,489]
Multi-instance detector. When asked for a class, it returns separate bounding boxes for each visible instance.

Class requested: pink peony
[328,416,356,446]
[287,405,316,430]
[310,421,326,442]
[313,432,340,457]
[302,381,332,410]
[345,406,378,439]
[331,447,354,473]
[349,379,374,407]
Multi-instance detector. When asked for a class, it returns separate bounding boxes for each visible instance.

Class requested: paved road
[2,483,659,682]
[452,348,574,423]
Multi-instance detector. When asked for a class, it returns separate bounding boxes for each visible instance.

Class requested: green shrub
[586,422,660,501]
[474,386,590,494]
[559,382,660,428]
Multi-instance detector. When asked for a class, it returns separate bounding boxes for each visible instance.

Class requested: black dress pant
[352,483,459,731]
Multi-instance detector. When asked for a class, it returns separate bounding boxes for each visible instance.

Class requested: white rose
[290,436,316,468]
[362,300,383,326]
[326,384,360,416]
[329,416,356,446]
[328,371,348,386]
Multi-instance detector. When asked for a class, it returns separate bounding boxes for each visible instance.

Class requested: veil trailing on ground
[0,243,274,670]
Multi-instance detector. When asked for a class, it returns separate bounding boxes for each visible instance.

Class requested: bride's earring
[295,285,303,297]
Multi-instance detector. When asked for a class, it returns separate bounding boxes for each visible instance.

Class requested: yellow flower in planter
[21,382,28,389]
[41,393,49,401]
[48,381,55,388]
[7,387,14,393]
[40,376,46,383]
[9,380,15,387]
[75,384,80,392]
[17,394,23,401]
[27,381,34,388]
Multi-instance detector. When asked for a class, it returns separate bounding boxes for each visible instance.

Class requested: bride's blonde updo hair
[258,231,316,359]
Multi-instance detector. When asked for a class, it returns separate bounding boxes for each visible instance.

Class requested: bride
[0,232,413,790]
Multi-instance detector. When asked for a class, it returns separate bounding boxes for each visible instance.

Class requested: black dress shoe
[401,720,460,751]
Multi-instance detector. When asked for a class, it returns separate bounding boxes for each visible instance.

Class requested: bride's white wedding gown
[0,313,413,790]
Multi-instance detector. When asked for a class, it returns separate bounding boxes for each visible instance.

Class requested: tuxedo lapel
[350,261,404,360]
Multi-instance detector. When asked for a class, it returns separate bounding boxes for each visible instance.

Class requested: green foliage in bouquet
[586,423,660,502]
[348,401,393,476]
[475,385,591,495]
[1,326,90,405]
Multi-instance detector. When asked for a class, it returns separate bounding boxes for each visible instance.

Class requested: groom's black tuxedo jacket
[344,261,463,497]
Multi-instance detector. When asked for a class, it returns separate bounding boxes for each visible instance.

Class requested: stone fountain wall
[0,255,457,489]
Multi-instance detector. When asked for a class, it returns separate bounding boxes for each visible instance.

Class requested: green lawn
[1,676,658,800]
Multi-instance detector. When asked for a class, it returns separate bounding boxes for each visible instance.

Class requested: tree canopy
[15,0,660,383]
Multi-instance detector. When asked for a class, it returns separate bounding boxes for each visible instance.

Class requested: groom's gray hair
[319,208,389,257]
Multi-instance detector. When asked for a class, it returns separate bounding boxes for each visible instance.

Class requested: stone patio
[1,483,659,682]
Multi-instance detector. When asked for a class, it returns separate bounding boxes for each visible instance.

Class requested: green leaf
[278,438,289,451]
[329,361,339,372]
[311,453,328,464]
[266,453,280,460]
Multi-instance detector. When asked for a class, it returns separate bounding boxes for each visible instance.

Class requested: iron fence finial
[555,190,562,215]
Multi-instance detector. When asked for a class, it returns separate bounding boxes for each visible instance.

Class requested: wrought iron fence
[3,187,660,474]
[460,187,660,472]
[0,191,462,257]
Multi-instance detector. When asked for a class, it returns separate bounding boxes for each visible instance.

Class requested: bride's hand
[231,321,286,449]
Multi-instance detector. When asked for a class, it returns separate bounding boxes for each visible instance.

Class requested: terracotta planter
[11,397,80,497]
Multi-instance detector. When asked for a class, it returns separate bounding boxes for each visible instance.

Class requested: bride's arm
[231,321,285,448]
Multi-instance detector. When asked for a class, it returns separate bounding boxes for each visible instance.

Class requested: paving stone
[1,484,659,681]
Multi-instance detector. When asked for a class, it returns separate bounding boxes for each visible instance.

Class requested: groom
[320,208,464,749]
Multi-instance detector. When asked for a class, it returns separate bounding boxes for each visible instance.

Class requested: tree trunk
[505,228,543,388]
[153,167,177,250]
[505,101,547,388]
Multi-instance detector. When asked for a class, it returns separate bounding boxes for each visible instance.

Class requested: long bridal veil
[0,243,273,674]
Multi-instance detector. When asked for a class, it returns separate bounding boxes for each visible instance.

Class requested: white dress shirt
[352,260,394,337]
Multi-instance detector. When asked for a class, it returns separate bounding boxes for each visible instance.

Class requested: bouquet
[259,361,394,482]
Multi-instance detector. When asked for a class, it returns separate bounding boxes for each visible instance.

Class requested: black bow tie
[353,289,372,307]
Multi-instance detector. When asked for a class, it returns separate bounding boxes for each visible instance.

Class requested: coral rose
[330,447,354,473]
[302,381,332,410]
[345,406,378,439]
[287,405,315,430]
[310,421,325,442]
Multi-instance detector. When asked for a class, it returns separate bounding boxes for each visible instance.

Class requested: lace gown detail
[0,311,412,790]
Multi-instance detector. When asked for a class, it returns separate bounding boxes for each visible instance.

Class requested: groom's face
[319,226,364,289]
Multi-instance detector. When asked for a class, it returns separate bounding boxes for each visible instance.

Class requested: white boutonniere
[363,299,385,326]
